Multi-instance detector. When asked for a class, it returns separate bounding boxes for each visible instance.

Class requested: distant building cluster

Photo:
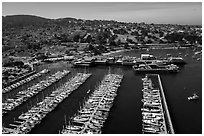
[2,15,202,86]
[2,16,202,58]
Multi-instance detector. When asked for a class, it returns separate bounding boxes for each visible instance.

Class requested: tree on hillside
[96,31,110,45]
[73,34,80,42]
[124,42,129,49]
[116,39,123,46]
[88,44,94,50]
[86,35,92,43]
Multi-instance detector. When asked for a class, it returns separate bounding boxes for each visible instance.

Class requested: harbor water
[2,48,202,134]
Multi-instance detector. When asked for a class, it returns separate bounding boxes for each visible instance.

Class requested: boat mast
[42,91,45,99]
[64,115,67,127]
[85,66,87,74]
[108,66,111,74]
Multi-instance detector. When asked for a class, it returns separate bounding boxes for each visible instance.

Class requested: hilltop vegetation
[2,15,202,59]
[3,15,50,28]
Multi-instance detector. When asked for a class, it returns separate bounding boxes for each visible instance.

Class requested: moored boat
[188,93,199,101]
[133,63,179,73]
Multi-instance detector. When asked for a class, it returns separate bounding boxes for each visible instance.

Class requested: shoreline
[101,47,192,56]
[102,49,132,56]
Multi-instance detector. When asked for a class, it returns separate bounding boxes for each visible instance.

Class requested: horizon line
[3,14,202,26]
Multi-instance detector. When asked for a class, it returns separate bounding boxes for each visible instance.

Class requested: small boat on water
[197,58,201,61]
[168,57,186,65]
[188,93,199,101]
[40,69,50,74]
[184,53,189,57]
[87,89,91,94]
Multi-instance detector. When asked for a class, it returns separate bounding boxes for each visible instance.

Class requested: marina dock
[3,70,36,88]
[61,73,123,134]
[141,74,174,134]
[2,69,49,94]
[73,55,186,68]
[2,73,92,134]
[2,70,69,114]
[2,127,21,134]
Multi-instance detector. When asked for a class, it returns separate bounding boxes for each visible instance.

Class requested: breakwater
[157,74,174,134]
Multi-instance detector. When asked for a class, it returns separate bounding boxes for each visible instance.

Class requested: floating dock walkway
[3,70,36,88]
[61,73,123,134]
[2,69,49,94]
[2,70,69,114]
[141,74,174,134]
[2,73,92,134]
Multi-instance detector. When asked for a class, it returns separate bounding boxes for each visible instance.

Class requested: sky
[2,2,202,25]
